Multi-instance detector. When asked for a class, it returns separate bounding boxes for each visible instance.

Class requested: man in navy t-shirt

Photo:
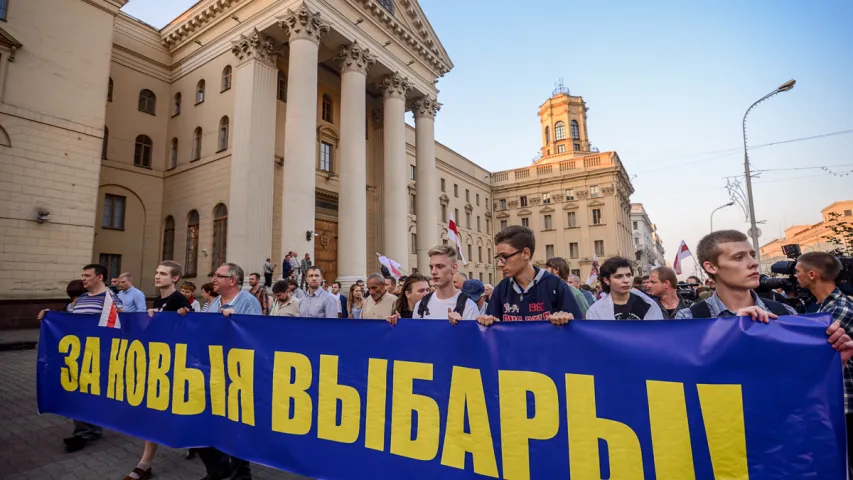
[479,225,582,326]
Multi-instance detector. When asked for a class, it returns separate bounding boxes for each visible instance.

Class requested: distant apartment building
[630,203,666,275]
[760,200,853,270]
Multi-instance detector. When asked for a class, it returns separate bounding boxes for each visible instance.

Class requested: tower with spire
[538,79,591,157]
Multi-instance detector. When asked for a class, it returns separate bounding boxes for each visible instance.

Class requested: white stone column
[380,73,412,271]
[412,96,441,274]
[277,5,329,260]
[335,41,375,287]
[227,28,278,278]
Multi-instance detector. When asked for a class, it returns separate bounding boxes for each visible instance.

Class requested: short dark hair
[159,260,183,278]
[201,282,217,296]
[641,275,649,281]
[287,279,299,289]
[686,275,701,284]
[599,256,633,293]
[579,284,592,292]
[697,230,749,279]
[545,257,570,281]
[798,252,843,281]
[272,280,290,294]
[66,280,86,299]
[306,265,323,277]
[250,272,261,280]
[82,264,107,281]
[332,281,341,288]
[494,224,535,255]
[651,266,678,290]
[384,276,397,286]
[181,281,196,292]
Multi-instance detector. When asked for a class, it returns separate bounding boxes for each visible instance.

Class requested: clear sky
[124,0,853,277]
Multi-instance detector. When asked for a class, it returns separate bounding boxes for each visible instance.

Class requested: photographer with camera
[647,266,692,319]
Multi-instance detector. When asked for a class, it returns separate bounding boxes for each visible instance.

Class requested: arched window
[107,78,113,102]
[321,94,333,123]
[173,93,181,116]
[218,116,229,151]
[185,210,200,277]
[192,127,202,161]
[277,70,287,101]
[222,66,232,91]
[101,127,108,159]
[544,126,550,144]
[570,120,580,140]
[211,204,228,271]
[138,89,156,114]
[162,216,175,261]
[134,135,152,168]
[554,121,566,141]
[169,138,178,169]
[196,80,206,104]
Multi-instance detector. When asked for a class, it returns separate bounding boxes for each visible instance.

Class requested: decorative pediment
[540,206,555,213]
[484,210,492,218]
[495,211,510,219]
[589,200,605,207]
[464,202,473,214]
[563,202,579,210]
[317,125,339,145]
[439,193,450,205]
[0,27,22,61]
[518,208,532,216]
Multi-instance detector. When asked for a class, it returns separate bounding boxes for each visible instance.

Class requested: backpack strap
[762,299,791,317]
[454,292,470,315]
[417,292,434,318]
[689,300,713,319]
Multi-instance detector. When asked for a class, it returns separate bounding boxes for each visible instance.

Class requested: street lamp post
[743,79,795,262]
[710,201,735,232]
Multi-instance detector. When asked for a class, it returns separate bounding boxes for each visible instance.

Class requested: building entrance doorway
[314,219,337,284]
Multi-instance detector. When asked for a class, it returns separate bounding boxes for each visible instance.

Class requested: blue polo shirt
[117,286,147,313]
[486,267,583,321]
[205,290,262,315]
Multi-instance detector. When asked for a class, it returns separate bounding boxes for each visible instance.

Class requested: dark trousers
[847,414,853,476]
[193,447,251,480]
[264,273,272,289]
[71,420,102,440]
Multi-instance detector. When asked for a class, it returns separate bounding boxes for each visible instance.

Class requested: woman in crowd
[348,283,365,319]
[391,274,430,319]
[200,282,218,312]
[65,280,87,312]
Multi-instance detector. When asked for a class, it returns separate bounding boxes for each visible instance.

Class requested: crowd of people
[36,224,853,480]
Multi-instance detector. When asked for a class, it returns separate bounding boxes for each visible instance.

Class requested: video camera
[676,281,701,303]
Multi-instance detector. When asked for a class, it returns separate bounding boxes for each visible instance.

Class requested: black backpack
[416,291,470,318]
[689,298,790,318]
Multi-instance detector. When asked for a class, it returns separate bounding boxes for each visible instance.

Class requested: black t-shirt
[153,290,192,312]
[613,293,651,320]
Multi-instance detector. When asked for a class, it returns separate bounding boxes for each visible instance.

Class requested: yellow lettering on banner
[172,343,206,415]
[498,371,559,480]
[647,380,695,479]
[58,335,81,392]
[78,337,101,396]
[440,367,498,478]
[365,358,388,451]
[125,340,147,407]
[227,348,256,426]
[390,361,440,461]
[271,352,313,435]
[106,338,128,401]
[317,355,361,443]
[697,384,749,479]
[209,345,226,417]
[565,374,642,480]
[146,342,171,411]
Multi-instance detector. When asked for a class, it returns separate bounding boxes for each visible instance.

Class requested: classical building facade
[0,0,638,327]
[630,203,666,275]
[760,200,853,270]
[491,90,635,281]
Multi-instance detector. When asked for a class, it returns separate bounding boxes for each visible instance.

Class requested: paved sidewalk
[0,329,309,480]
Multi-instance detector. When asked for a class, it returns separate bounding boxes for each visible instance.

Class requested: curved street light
[710,201,735,232]
[743,79,796,262]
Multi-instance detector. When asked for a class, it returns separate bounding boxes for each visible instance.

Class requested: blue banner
[38,311,845,479]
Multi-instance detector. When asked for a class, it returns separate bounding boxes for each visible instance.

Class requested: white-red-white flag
[377,254,405,280]
[447,212,468,265]
[98,291,121,328]
[586,253,600,285]
[673,240,692,275]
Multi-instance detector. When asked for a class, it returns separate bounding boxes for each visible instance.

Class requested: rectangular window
[557,144,566,153]
[486,219,491,234]
[454,184,458,197]
[521,217,529,227]
[500,219,508,230]
[595,240,605,256]
[441,204,447,222]
[468,244,473,262]
[466,212,471,228]
[546,244,555,259]
[476,194,480,206]
[477,216,481,232]
[520,196,528,207]
[634,237,639,246]
[488,248,492,261]
[635,251,643,261]
[544,214,553,229]
[407,165,415,181]
[571,269,580,277]
[592,208,602,225]
[489,273,493,285]
[569,242,579,259]
[410,193,416,214]
[499,199,507,210]
[99,254,122,280]
[319,142,332,172]
[441,178,446,192]
[542,192,551,204]
[845,209,852,216]
[566,211,577,228]
[573,143,581,151]
[466,189,470,201]
[411,233,417,254]
[565,189,575,200]
[479,272,484,282]
[633,221,638,230]
[590,185,600,198]
[478,246,483,262]
[443,239,448,246]
[102,194,126,230]
[322,96,333,122]
[455,208,460,223]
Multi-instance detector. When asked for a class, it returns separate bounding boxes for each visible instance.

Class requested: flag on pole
[98,291,121,329]
[586,253,600,285]
[447,212,468,265]
[377,253,405,280]
[673,240,693,275]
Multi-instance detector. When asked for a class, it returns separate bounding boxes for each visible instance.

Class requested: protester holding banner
[387,273,431,324]
[298,266,338,319]
[270,280,300,317]
[478,225,581,325]
[362,272,397,319]
[585,257,664,320]
[348,283,365,319]
[200,282,218,311]
[411,245,478,323]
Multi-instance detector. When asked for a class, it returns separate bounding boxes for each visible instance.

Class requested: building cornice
[161,0,247,50]
[79,0,128,17]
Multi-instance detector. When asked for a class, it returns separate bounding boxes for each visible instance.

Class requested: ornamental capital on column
[379,72,411,100]
[336,41,376,75]
[410,95,441,119]
[231,28,280,66]
[277,4,330,45]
